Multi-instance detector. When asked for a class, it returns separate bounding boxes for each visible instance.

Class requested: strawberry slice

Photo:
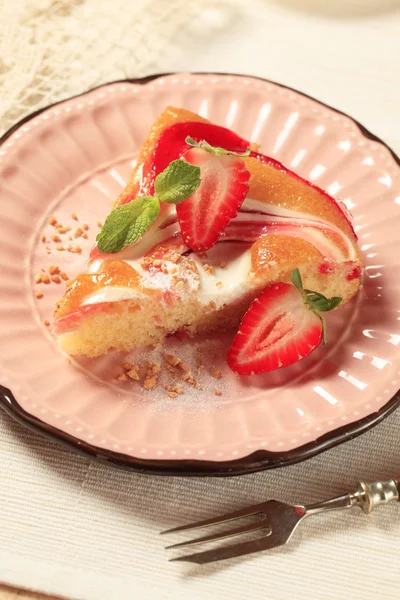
[227,269,342,375]
[176,147,250,251]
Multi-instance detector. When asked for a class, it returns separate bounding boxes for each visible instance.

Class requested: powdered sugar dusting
[74,331,239,413]
[122,333,237,412]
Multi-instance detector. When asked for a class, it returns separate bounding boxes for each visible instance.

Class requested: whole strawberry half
[176,147,250,251]
[227,269,342,376]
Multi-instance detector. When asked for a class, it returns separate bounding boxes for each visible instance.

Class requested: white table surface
[1,1,400,599]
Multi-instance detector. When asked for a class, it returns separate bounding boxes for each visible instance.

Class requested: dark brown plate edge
[0,71,399,477]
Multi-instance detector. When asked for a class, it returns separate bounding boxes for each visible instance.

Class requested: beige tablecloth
[1,1,400,599]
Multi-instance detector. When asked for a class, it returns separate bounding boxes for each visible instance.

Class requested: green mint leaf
[185,136,250,158]
[290,268,303,291]
[327,296,342,310]
[154,159,201,204]
[309,297,331,312]
[96,196,160,254]
[291,269,343,344]
[304,289,329,302]
[126,196,160,245]
[307,293,342,312]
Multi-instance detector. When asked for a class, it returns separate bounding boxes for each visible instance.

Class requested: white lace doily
[0,0,230,134]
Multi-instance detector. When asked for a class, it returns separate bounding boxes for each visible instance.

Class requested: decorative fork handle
[354,478,400,514]
[305,478,400,517]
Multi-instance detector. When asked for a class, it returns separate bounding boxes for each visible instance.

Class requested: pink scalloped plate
[1,73,400,476]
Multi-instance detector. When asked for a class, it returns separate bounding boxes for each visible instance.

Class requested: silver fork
[162,477,400,564]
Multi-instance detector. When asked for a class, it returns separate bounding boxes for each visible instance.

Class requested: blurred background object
[0,0,237,134]
[0,0,400,145]
[1,0,399,148]
[273,0,400,17]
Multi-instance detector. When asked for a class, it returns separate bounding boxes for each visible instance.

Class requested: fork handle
[356,478,400,514]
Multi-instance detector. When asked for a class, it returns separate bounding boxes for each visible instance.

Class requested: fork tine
[165,518,270,549]
[169,531,285,564]
[161,501,268,535]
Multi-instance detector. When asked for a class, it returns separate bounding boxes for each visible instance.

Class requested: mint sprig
[96,197,160,254]
[154,159,201,204]
[185,135,251,157]
[96,159,201,254]
[290,268,342,344]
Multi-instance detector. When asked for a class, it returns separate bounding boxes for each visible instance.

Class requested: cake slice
[54,106,362,358]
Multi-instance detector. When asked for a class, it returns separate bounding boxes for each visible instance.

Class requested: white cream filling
[81,197,356,308]
[191,243,253,309]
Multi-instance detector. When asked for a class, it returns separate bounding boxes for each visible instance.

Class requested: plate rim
[1,71,399,477]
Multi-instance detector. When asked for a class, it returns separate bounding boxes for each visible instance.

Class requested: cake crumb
[83,224,89,231]
[97,221,102,228]
[204,264,214,276]
[52,234,61,243]
[215,390,222,396]
[140,257,152,271]
[41,274,50,284]
[209,300,216,309]
[147,361,161,375]
[56,245,65,251]
[220,261,226,269]
[177,360,190,373]
[143,361,160,390]
[60,271,69,281]
[180,370,199,388]
[168,391,178,398]
[74,227,83,239]
[71,213,78,221]
[143,375,157,390]
[216,281,223,287]
[56,225,71,234]
[51,274,61,284]
[35,273,43,284]
[40,234,46,243]
[43,319,50,326]
[117,373,128,382]
[48,265,60,275]
[127,366,140,381]
[123,360,133,370]
[211,367,222,379]
[35,291,43,299]
[68,245,82,254]
[48,216,57,226]
[164,384,184,396]
[164,353,181,367]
